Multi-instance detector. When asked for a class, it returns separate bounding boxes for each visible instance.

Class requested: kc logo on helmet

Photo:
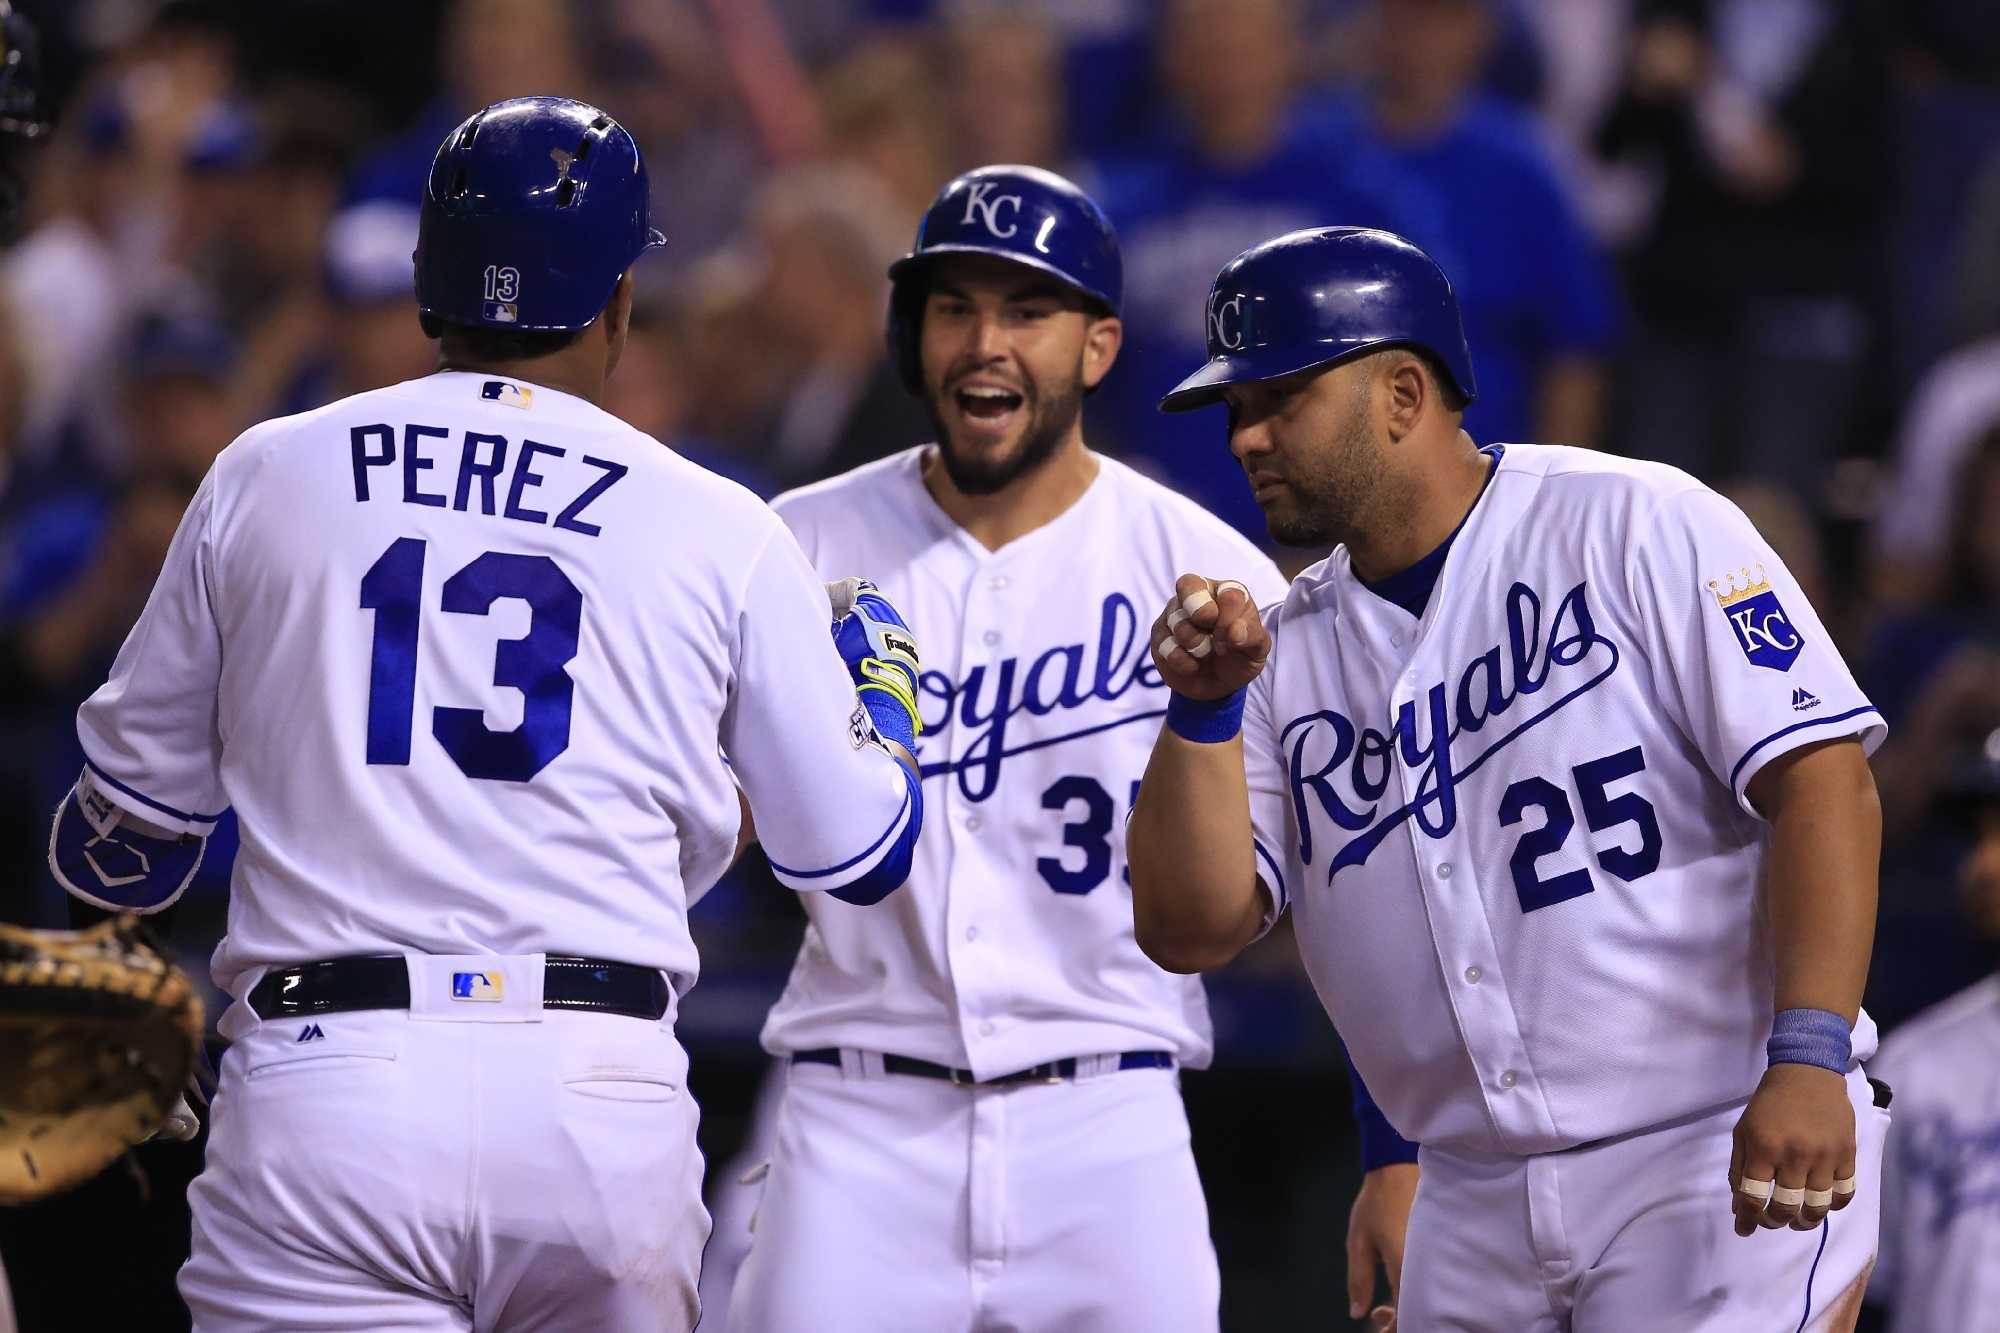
[1208,293,1248,351]
[960,182,1022,239]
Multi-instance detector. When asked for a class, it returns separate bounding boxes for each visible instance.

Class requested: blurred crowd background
[0,0,1996,1328]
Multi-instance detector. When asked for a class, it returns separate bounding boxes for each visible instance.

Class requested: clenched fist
[1150,574,1271,701]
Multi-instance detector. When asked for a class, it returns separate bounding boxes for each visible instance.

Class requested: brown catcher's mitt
[0,915,203,1204]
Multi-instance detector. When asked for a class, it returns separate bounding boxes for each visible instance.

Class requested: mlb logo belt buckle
[451,970,506,1002]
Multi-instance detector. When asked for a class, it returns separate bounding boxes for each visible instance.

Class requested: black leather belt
[791,1048,1174,1086]
[248,955,670,1021]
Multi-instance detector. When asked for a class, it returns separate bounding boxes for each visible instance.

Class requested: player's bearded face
[1229,363,1384,548]
[919,266,1097,496]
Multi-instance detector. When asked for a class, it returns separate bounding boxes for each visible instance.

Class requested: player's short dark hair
[1351,346,1471,414]
[1410,348,1471,414]
[428,317,587,363]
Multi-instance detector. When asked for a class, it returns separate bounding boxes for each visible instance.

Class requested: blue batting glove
[826,577,922,752]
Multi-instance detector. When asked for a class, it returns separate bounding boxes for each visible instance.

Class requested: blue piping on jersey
[1253,836,1288,915]
[1795,1218,1830,1332]
[768,760,922,906]
[829,763,923,906]
[1727,706,1882,800]
[82,754,225,826]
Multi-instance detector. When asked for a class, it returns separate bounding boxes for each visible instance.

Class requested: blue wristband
[1164,687,1245,743]
[1766,1008,1852,1074]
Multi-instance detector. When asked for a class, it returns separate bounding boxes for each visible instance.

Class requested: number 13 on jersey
[359,535,582,782]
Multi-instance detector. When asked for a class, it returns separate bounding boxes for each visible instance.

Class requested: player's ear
[1382,353,1427,444]
[1081,314,1121,390]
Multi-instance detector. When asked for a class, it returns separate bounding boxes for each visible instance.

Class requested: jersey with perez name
[1244,443,1885,1155]
[762,449,1287,1078]
[74,372,914,1034]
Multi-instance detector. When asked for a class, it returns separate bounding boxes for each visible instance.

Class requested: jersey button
[1499,1069,1518,1090]
[979,1020,996,1037]
[1437,863,1453,880]
[1464,965,1482,985]
[982,630,1000,646]
[990,575,1009,591]
[966,815,983,832]
[965,926,980,942]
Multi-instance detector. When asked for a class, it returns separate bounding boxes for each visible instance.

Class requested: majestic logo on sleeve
[916,591,1162,801]
[1708,564,1802,671]
[1282,580,1619,882]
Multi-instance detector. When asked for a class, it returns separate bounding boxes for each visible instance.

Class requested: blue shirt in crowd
[1316,93,1620,451]
[1083,108,1452,541]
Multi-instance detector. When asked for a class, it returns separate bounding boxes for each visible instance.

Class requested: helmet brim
[887,245,1116,314]
[1160,337,1479,413]
[1158,344,1362,413]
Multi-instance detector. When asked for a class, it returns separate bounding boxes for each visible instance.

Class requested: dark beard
[924,375,1085,496]
[1261,380,1378,548]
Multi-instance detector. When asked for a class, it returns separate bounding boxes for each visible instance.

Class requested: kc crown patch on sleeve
[1707,564,1804,671]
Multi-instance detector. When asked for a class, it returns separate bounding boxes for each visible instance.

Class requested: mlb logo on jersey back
[1708,564,1803,671]
[451,971,505,1002]
[481,380,533,409]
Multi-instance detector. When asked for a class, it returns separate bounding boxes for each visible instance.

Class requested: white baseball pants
[725,1057,1219,1333]
[1399,1066,1889,1331]
[180,962,709,1331]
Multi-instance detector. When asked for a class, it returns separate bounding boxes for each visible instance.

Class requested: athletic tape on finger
[1771,1185,1806,1207]
[1179,587,1214,616]
[1737,1177,1775,1203]
[1803,1188,1833,1208]
[1831,1176,1856,1196]
[1155,637,1181,660]
[1215,580,1250,599]
[1166,607,1189,631]
[1188,635,1212,659]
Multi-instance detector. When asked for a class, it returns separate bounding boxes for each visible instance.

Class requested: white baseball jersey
[760,448,1287,1077]
[1869,975,2000,1332]
[1243,443,1885,1154]
[73,370,915,1034]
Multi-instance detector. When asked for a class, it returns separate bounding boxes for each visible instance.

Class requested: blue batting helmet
[414,96,666,334]
[1159,227,1476,413]
[886,164,1121,394]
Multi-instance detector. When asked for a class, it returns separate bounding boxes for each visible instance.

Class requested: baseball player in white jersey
[724,166,1285,1333]
[1128,228,1891,1331]
[1867,734,2000,1331]
[44,98,928,1332]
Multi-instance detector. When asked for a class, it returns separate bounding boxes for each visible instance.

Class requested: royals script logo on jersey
[1283,579,1619,881]
[1708,564,1803,672]
[916,591,1162,802]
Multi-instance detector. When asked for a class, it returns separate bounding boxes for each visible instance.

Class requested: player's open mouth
[955,385,1025,425]
[1249,471,1286,502]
